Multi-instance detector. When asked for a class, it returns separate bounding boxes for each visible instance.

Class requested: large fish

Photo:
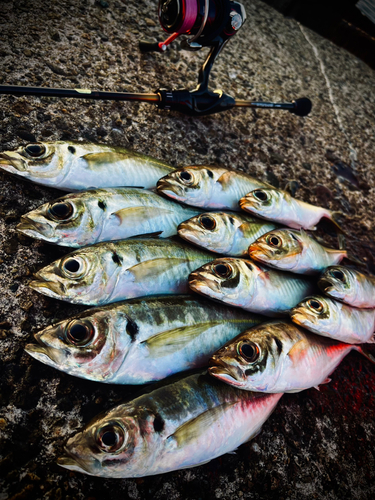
[178,212,278,256]
[29,238,214,305]
[248,228,348,274]
[0,141,175,191]
[157,165,271,211]
[290,295,375,344]
[17,188,201,247]
[57,370,282,477]
[25,295,264,384]
[318,266,375,308]
[240,188,342,230]
[208,321,375,392]
[188,258,315,315]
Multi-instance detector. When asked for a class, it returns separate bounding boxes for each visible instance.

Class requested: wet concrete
[0,0,375,499]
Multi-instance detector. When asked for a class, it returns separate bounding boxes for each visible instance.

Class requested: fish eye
[237,341,260,363]
[253,190,268,202]
[66,320,94,346]
[48,202,74,221]
[213,262,233,279]
[61,256,86,278]
[330,269,345,282]
[97,422,126,453]
[307,298,323,313]
[179,170,194,185]
[199,215,216,231]
[266,234,281,247]
[25,143,46,157]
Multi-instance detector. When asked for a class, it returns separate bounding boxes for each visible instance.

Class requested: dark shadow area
[262,0,375,69]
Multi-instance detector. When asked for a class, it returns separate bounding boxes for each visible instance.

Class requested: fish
[17,188,202,247]
[318,266,375,308]
[157,165,271,211]
[0,141,175,191]
[290,295,375,344]
[248,228,348,274]
[188,257,315,316]
[178,212,278,256]
[29,238,214,306]
[239,188,342,230]
[57,370,282,477]
[208,320,375,392]
[25,295,264,384]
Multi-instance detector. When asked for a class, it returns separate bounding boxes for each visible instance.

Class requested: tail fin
[327,211,347,235]
[356,345,375,364]
[337,234,365,267]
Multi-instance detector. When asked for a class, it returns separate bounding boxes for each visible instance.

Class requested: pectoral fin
[287,339,309,364]
[127,258,189,283]
[167,402,236,448]
[82,152,134,167]
[143,321,223,357]
[111,207,174,230]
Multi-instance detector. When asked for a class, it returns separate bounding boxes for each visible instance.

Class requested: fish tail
[326,211,347,235]
[337,234,365,267]
[356,345,375,364]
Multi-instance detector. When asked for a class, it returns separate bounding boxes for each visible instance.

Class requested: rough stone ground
[0,0,374,499]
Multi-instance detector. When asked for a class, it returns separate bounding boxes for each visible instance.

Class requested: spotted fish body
[249,229,347,274]
[290,295,375,344]
[209,321,375,392]
[178,212,278,256]
[17,188,202,247]
[188,257,315,316]
[25,295,264,384]
[57,370,282,477]
[319,266,375,308]
[240,188,337,230]
[157,165,271,211]
[0,141,175,191]
[29,238,214,306]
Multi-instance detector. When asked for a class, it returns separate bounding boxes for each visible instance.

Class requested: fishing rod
[0,0,312,118]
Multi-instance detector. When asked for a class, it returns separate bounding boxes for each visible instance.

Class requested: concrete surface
[0,0,374,499]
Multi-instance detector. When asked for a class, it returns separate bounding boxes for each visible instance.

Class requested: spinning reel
[0,0,311,117]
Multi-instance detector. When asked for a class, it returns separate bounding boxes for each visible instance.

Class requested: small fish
[178,212,278,256]
[17,188,202,247]
[29,238,213,306]
[57,370,282,477]
[208,321,375,392]
[25,295,264,384]
[0,141,175,191]
[157,165,271,211]
[240,188,342,230]
[319,266,375,308]
[290,295,375,344]
[248,228,348,274]
[188,258,315,316]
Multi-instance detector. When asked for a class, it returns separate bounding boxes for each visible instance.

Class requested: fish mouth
[318,278,335,294]
[239,197,253,211]
[17,216,55,240]
[248,243,269,261]
[0,152,27,173]
[156,178,183,198]
[29,277,66,298]
[208,358,245,386]
[25,343,55,365]
[188,274,221,297]
[289,308,313,326]
[57,452,92,474]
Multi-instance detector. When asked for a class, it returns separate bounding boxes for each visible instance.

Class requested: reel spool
[139,0,246,52]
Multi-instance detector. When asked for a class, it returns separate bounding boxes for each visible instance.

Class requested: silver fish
[0,141,174,191]
[319,266,375,308]
[157,165,271,211]
[57,370,282,477]
[29,238,214,305]
[25,295,264,384]
[290,295,375,344]
[240,188,341,230]
[209,321,375,392]
[178,212,278,256]
[248,228,348,274]
[17,188,201,247]
[189,258,315,316]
